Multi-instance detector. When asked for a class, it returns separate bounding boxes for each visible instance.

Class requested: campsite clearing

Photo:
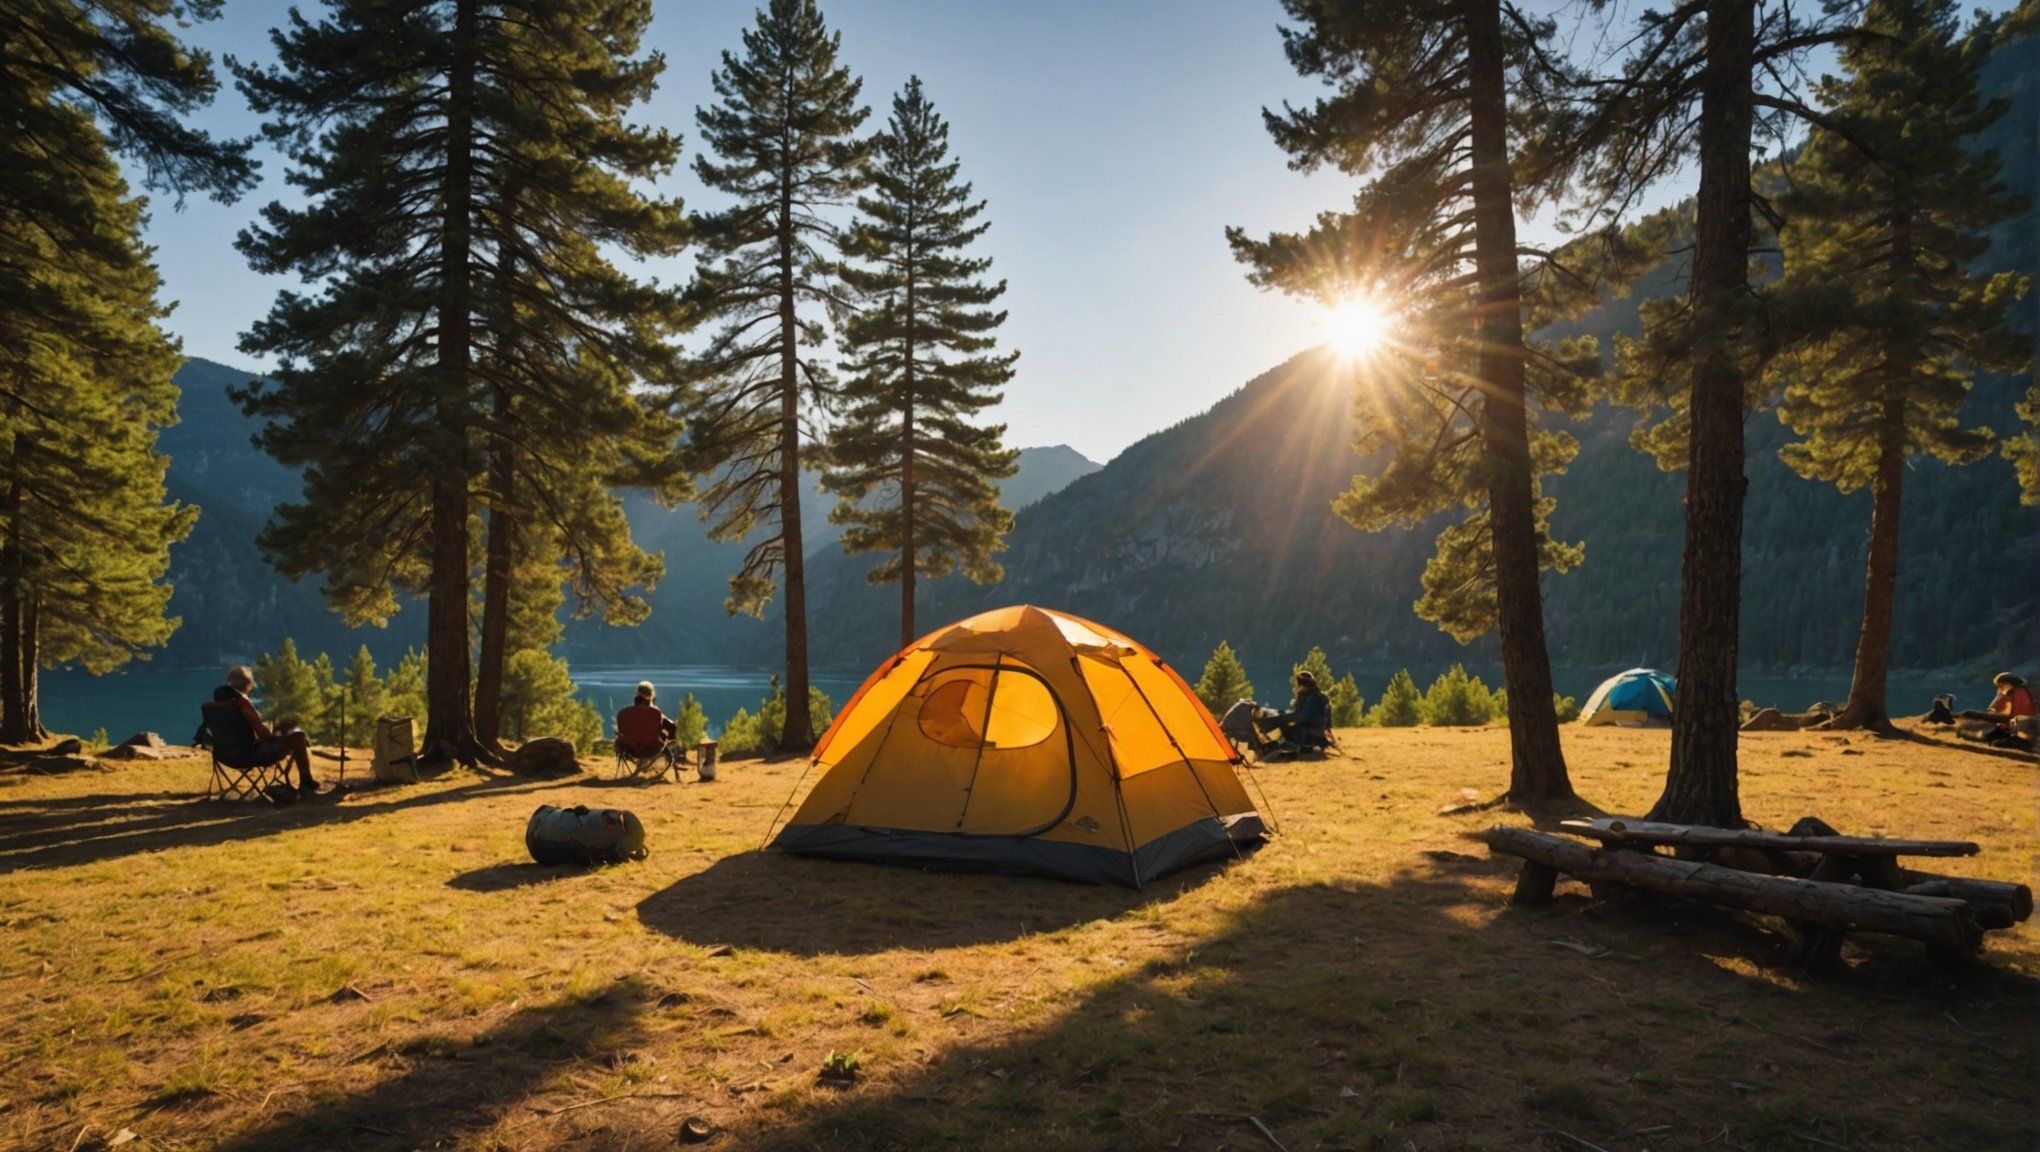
[1,724,2033,1151]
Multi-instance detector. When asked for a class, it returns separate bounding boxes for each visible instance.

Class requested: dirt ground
[0,722,2033,1151]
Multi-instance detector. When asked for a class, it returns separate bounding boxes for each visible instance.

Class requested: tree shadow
[0,769,570,871]
[710,863,2039,1152]
[208,977,652,1151]
[1888,725,2037,766]
[634,850,1247,956]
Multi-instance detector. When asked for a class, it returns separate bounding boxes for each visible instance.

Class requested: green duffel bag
[525,804,648,865]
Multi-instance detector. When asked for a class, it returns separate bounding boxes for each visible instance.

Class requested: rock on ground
[509,737,583,778]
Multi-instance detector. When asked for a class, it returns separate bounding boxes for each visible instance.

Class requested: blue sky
[141,0,2000,463]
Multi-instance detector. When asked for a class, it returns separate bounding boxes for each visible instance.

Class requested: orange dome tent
[770,606,1267,887]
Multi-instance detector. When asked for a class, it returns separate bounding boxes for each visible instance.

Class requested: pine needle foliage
[1765,0,2030,726]
[1195,641,1256,713]
[684,0,870,752]
[0,0,251,741]
[826,78,1020,647]
[1229,0,1603,804]
[232,0,689,760]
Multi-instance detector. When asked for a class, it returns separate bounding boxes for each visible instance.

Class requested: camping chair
[197,700,290,801]
[611,738,684,782]
[610,703,685,782]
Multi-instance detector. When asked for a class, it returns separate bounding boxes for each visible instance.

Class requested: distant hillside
[152,360,1099,667]
[786,27,2040,675]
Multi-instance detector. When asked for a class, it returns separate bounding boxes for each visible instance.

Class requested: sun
[1319,296,1393,358]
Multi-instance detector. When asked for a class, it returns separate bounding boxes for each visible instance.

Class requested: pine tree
[1421,663,1499,726]
[1574,0,1863,826]
[254,638,338,740]
[684,0,870,753]
[1370,670,1424,727]
[1230,0,1599,807]
[1328,674,1365,727]
[1195,641,1256,712]
[234,0,689,764]
[825,78,1020,647]
[1767,0,2030,730]
[340,646,385,746]
[0,0,251,742]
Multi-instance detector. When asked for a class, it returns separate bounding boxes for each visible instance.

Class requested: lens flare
[1320,296,1393,358]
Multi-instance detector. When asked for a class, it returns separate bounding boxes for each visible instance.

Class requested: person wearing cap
[1258,670,1332,751]
[615,681,678,758]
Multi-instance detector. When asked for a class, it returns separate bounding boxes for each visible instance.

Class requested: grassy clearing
[0,723,2032,1151]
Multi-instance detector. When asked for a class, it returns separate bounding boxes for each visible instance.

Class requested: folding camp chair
[610,740,684,782]
[197,700,290,801]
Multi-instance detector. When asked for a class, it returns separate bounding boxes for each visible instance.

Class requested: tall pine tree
[685,0,869,751]
[826,77,1019,648]
[0,0,250,742]
[235,0,688,763]
[1767,0,2029,730]
[1574,0,1861,826]
[1229,0,1603,808]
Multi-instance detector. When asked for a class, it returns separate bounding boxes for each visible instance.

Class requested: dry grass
[0,723,2032,1151]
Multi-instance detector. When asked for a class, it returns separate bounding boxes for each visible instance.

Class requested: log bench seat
[1483,819,2031,970]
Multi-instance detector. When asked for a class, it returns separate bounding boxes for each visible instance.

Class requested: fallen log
[1902,874,2033,930]
[1557,817,1978,859]
[1485,826,1981,949]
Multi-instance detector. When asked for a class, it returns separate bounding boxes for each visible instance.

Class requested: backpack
[372,716,420,783]
[525,804,648,865]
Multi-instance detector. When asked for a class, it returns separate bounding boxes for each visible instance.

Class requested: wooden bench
[1484,817,2031,970]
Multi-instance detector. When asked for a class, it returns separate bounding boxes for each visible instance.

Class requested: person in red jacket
[1953,672,2034,740]
[218,665,317,791]
[615,681,677,757]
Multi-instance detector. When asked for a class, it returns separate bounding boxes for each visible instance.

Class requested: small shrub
[1369,670,1423,727]
[1328,673,1365,726]
[1194,641,1255,712]
[1421,663,1497,726]
[673,692,708,747]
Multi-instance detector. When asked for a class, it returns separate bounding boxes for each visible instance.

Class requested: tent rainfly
[1579,668,1675,727]
[770,606,1266,886]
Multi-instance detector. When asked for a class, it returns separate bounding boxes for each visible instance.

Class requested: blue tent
[1579,668,1674,727]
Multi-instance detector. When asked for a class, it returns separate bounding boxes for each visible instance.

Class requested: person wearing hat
[1258,670,1332,752]
[615,680,678,759]
[1951,672,2034,741]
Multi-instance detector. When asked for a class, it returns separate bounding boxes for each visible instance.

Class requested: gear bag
[525,804,648,865]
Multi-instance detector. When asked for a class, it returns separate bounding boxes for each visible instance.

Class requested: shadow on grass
[635,850,1244,956]
[209,978,653,1152]
[713,862,2040,1152]
[446,860,596,892]
[0,770,570,871]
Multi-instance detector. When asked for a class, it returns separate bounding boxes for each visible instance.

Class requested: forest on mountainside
[145,24,2035,682]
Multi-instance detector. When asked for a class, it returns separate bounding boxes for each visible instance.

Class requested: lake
[35,659,1962,745]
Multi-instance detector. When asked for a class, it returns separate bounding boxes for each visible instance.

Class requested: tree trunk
[423,0,484,765]
[1465,0,1575,807]
[0,593,20,745]
[899,268,918,651]
[19,592,42,742]
[1651,0,1756,828]
[777,184,814,752]
[0,448,26,745]
[474,387,517,748]
[1829,393,1906,731]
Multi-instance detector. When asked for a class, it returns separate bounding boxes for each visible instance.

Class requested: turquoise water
[37,660,1960,744]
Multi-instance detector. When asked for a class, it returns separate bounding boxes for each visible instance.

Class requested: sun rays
[1318,295,1397,359]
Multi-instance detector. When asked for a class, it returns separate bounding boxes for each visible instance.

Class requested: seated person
[1257,671,1332,751]
[615,681,678,757]
[207,665,317,791]
[1953,672,2035,741]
